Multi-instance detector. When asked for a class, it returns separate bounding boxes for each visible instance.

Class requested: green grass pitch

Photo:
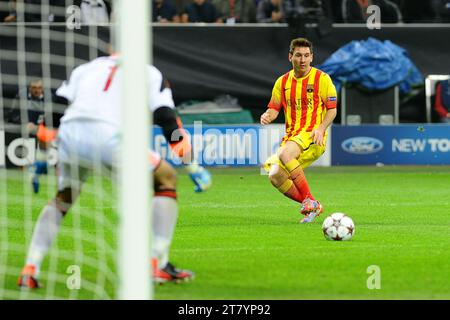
[1,166,449,299]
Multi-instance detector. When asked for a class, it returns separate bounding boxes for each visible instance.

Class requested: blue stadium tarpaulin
[317,37,424,94]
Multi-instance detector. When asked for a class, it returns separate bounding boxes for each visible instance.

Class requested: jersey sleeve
[320,73,337,109]
[148,65,175,112]
[267,76,283,112]
[56,63,88,102]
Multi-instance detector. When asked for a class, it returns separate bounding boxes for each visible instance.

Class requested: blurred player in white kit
[18,53,194,289]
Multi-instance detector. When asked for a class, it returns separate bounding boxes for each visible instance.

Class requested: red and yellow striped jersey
[267,67,337,136]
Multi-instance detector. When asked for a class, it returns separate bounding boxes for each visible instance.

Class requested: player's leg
[18,160,88,288]
[151,158,194,283]
[268,163,303,203]
[278,139,323,223]
[17,187,81,288]
[30,125,57,193]
[298,143,327,219]
[278,140,315,201]
[154,106,211,192]
[29,141,50,194]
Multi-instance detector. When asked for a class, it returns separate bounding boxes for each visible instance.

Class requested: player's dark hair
[289,38,313,54]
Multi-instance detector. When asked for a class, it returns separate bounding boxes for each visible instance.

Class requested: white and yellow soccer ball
[322,213,355,241]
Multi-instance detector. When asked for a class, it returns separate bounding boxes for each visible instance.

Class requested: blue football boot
[188,165,212,192]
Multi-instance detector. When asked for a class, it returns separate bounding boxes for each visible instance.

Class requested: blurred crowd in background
[1,0,450,24]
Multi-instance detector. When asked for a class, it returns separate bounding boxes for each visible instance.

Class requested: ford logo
[341,137,383,154]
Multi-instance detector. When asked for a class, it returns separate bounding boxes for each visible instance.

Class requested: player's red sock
[285,159,314,201]
[276,179,302,203]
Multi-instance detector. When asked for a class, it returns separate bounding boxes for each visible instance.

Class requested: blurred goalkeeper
[18,53,194,289]
[260,38,337,223]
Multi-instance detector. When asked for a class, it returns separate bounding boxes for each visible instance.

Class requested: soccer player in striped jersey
[17,53,194,289]
[260,38,337,223]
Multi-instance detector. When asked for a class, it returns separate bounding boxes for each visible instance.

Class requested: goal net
[0,0,151,299]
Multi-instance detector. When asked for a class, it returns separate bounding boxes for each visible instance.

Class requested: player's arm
[149,66,192,158]
[154,106,192,159]
[260,108,279,125]
[26,113,58,144]
[56,63,89,102]
[150,67,179,142]
[261,77,282,125]
[26,122,39,135]
[312,108,336,145]
[154,106,182,142]
[310,74,337,146]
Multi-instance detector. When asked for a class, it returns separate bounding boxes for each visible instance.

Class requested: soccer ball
[322,213,355,241]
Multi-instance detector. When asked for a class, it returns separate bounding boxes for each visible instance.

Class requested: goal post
[0,0,153,300]
[117,0,152,300]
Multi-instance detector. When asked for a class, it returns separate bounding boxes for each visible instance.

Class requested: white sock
[25,204,63,277]
[152,196,178,268]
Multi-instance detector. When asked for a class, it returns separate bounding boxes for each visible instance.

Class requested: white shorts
[57,120,161,190]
